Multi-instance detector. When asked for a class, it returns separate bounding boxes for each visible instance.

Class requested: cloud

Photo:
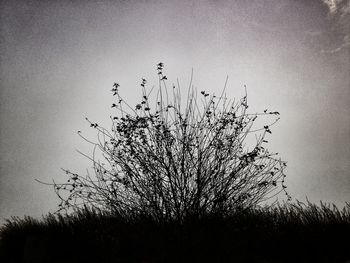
[321,0,350,53]
[321,0,342,13]
[321,35,350,53]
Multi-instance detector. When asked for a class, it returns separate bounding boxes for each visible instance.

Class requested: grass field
[1,202,349,263]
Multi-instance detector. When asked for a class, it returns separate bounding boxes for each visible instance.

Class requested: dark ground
[1,203,349,263]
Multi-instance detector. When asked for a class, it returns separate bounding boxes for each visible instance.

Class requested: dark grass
[1,202,349,263]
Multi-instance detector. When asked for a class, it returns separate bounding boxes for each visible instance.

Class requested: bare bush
[40,63,290,222]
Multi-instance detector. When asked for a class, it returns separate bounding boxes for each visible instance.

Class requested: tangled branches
[40,63,290,222]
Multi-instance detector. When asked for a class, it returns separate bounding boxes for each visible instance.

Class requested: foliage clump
[44,63,290,222]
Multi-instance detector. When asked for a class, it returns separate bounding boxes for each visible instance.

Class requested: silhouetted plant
[41,63,290,222]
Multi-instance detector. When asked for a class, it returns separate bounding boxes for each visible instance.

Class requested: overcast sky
[1,0,349,225]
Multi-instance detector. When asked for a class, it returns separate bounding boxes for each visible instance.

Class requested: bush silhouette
[41,63,290,223]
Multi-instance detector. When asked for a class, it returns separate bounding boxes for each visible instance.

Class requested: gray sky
[1,0,349,225]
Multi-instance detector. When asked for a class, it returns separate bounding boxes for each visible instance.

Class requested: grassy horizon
[1,201,349,263]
